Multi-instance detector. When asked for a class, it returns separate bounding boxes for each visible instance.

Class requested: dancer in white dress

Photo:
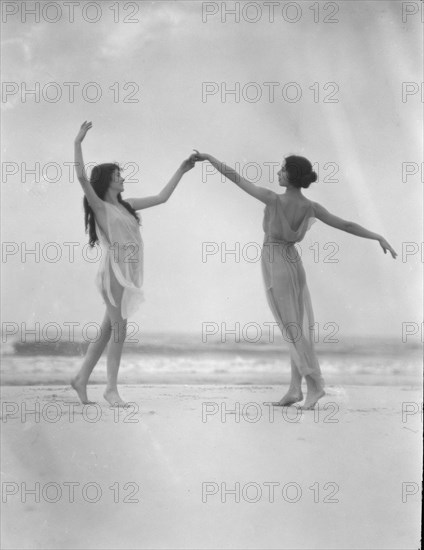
[193,151,397,409]
[94,199,144,321]
[71,121,196,406]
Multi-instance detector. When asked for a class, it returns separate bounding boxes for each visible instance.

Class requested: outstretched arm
[127,155,196,211]
[74,121,105,212]
[313,202,397,258]
[194,151,275,205]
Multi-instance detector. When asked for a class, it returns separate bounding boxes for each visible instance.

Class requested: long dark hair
[83,163,140,247]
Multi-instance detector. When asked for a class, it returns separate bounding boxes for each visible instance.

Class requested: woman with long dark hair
[71,121,196,406]
[193,151,397,409]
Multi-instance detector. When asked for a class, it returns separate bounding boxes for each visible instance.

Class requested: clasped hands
[179,149,209,173]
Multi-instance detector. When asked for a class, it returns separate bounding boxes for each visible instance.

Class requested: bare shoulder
[264,189,278,203]
[309,200,326,216]
[310,201,335,221]
[309,201,350,230]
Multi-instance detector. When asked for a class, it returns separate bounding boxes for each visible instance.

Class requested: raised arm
[313,202,397,258]
[127,155,196,211]
[194,151,275,205]
[74,121,105,212]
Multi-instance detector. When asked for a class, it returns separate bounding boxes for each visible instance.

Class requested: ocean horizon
[1,332,421,387]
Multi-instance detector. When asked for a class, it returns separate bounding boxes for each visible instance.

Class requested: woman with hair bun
[193,151,397,409]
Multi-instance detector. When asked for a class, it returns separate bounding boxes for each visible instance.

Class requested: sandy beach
[1,383,422,550]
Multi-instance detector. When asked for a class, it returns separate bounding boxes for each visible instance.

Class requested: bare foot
[71,378,96,405]
[272,390,303,407]
[301,389,325,410]
[103,388,128,407]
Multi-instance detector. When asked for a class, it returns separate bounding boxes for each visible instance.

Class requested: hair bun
[300,171,317,188]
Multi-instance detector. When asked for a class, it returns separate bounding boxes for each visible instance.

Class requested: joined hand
[192,149,209,162]
[180,153,198,173]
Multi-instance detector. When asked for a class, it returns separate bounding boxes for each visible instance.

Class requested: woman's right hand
[75,121,92,143]
[378,237,397,259]
[192,150,210,162]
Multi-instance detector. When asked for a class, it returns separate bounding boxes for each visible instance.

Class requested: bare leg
[272,358,304,406]
[301,374,325,410]
[71,310,112,404]
[100,280,129,407]
[103,318,128,407]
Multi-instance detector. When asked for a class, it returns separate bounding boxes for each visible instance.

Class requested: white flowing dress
[94,201,144,319]
[261,194,324,383]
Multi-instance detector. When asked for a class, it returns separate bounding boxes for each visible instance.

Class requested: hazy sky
[1,0,422,342]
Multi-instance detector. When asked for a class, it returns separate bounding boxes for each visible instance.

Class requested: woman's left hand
[378,237,397,259]
[180,153,197,173]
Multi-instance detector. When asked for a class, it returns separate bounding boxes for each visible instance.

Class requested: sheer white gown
[261,194,324,384]
[94,201,144,319]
